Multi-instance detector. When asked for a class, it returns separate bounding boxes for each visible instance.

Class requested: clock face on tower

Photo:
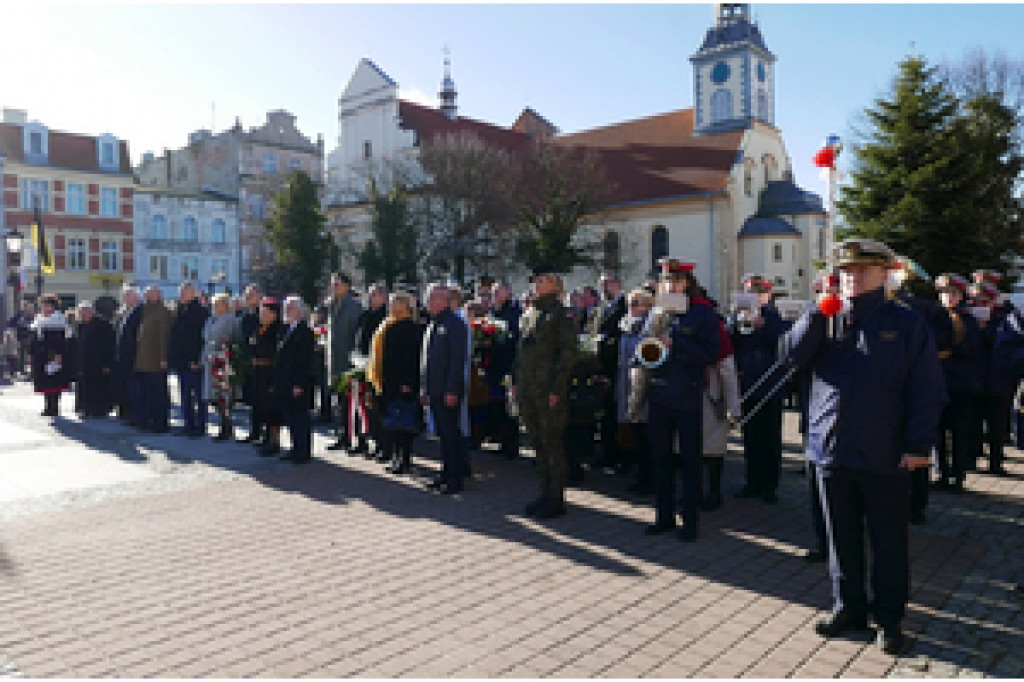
[757,62,766,83]
[711,61,730,85]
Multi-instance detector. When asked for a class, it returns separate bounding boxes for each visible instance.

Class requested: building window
[29,132,43,155]
[262,153,278,174]
[711,89,732,124]
[651,225,668,272]
[182,216,199,242]
[20,179,49,211]
[100,188,117,217]
[150,255,168,280]
[210,257,229,280]
[66,184,85,215]
[363,141,372,160]
[602,230,621,273]
[101,240,119,272]
[757,89,769,121]
[181,256,199,281]
[150,214,168,240]
[288,157,303,172]
[773,243,783,262]
[101,143,114,167]
[249,194,265,221]
[211,218,226,244]
[67,238,86,271]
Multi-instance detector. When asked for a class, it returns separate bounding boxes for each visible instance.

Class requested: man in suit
[489,281,522,459]
[420,283,469,494]
[277,296,316,464]
[75,301,116,418]
[134,286,173,433]
[588,273,628,471]
[114,286,144,425]
[237,284,263,443]
[169,282,210,438]
[327,273,363,451]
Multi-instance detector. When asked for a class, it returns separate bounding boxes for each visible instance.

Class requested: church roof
[695,15,772,56]
[554,108,745,206]
[738,216,800,238]
[397,100,532,152]
[757,177,825,215]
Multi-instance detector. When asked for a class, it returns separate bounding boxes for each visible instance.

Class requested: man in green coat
[512,264,578,519]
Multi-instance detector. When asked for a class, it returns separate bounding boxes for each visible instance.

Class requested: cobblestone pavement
[0,379,1021,678]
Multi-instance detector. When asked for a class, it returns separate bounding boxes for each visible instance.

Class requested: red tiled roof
[554,109,745,206]
[0,123,132,175]
[398,101,532,153]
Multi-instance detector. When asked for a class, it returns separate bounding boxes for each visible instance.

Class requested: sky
[4,2,1024,198]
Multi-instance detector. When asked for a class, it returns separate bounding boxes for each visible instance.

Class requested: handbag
[383,399,420,434]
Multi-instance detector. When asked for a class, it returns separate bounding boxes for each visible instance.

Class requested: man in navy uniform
[643,258,720,542]
[782,238,946,655]
[729,273,787,504]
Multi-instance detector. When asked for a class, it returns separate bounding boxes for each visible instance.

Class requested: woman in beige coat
[701,322,741,511]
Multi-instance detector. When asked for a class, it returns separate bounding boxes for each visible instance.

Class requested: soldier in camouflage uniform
[513,264,579,519]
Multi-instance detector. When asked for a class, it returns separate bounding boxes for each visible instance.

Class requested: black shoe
[259,443,281,457]
[910,509,926,525]
[534,500,567,519]
[991,465,1008,477]
[627,482,655,495]
[237,432,259,444]
[877,626,909,655]
[735,486,761,499]
[385,462,408,475]
[326,440,348,451]
[815,610,869,638]
[804,549,826,564]
[761,490,779,504]
[440,481,463,495]
[645,521,677,536]
[291,456,312,465]
[280,450,297,461]
[427,478,445,491]
[524,497,545,516]
[350,442,369,455]
[678,525,699,542]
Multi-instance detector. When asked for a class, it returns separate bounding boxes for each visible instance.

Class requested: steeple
[439,46,458,121]
[690,2,776,135]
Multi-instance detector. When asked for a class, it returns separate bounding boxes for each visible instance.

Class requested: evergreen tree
[358,179,418,288]
[838,56,980,279]
[264,171,331,305]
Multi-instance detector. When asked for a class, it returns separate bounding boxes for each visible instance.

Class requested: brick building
[0,108,134,312]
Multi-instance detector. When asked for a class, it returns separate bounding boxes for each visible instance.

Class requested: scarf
[367,308,411,395]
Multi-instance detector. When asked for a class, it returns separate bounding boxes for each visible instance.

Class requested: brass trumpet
[626,291,688,421]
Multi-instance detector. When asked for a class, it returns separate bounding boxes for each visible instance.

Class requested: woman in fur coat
[31,295,71,417]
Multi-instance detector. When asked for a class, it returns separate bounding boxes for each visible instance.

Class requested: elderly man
[75,301,115,418]
[420,283,469,494]
[276,296,316,464]
[236,284,264,443]
[169,282,210,438]
[327,273,363,451]
[489,281,523,459]
[135,286,174,433]
[783,239,946,655]
[352,283,389,458]
[114,286,144,425]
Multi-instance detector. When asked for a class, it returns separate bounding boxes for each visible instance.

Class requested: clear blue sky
[4,2,1024,197]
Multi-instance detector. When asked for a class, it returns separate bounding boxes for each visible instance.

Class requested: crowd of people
[5,238,1024,655]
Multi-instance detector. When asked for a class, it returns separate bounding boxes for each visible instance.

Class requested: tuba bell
[626,291,688,421]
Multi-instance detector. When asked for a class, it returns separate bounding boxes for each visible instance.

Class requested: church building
[324,3,825,302]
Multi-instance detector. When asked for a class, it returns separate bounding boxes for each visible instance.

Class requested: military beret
[834,238,895,268]
[658,257,695,278]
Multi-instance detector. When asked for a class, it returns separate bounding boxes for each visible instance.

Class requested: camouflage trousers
[519,392,568,502]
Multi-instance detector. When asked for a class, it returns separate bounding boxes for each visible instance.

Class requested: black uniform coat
[30,312,71,395]
[251,321,285,424]
[77,316,116,415]
[273,321,315,408]
[381,319,423,405]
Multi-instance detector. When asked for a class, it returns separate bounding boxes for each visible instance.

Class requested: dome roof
[757,177,824,216]
[738,216,800,238]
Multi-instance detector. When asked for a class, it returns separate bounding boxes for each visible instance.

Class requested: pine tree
[838,56,979,279]
[358,179,418,288]
[264,171,331,305]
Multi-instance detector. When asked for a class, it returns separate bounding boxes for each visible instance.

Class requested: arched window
[762,154,778,185]
[602,230,621,273]
[651,225,668,272]
[211,218,226,244]
[150,214,167,240]
[711,89,732,124]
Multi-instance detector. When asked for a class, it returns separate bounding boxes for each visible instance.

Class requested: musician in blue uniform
[781,239,946,655]
[729,273,787,504]
[643,258,720,542]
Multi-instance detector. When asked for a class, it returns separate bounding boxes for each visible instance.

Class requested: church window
[602,230,621,273]
[711,89,732,124]
[758,89,769,121]
[763,154,778,184]
[363,141,372,160]
[650,226,668,272]
[744,163,754,197]
[773,243,783,262]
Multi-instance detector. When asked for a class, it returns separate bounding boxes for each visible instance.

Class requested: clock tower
[691,3,776,135]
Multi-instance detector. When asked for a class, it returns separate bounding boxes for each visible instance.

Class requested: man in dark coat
[352,284,388,457]
[135,286,174,433]
[326,273,363,451]
[75,302,115,418]
[488,281,522,459]
[168,282,210,438]
[115,287,144,425]
[276,296,316,464]
[420,283,469,494]
[587,273,627,470]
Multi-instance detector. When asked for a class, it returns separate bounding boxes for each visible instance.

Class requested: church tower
[439,47,458,120]
[690,3,776,135]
